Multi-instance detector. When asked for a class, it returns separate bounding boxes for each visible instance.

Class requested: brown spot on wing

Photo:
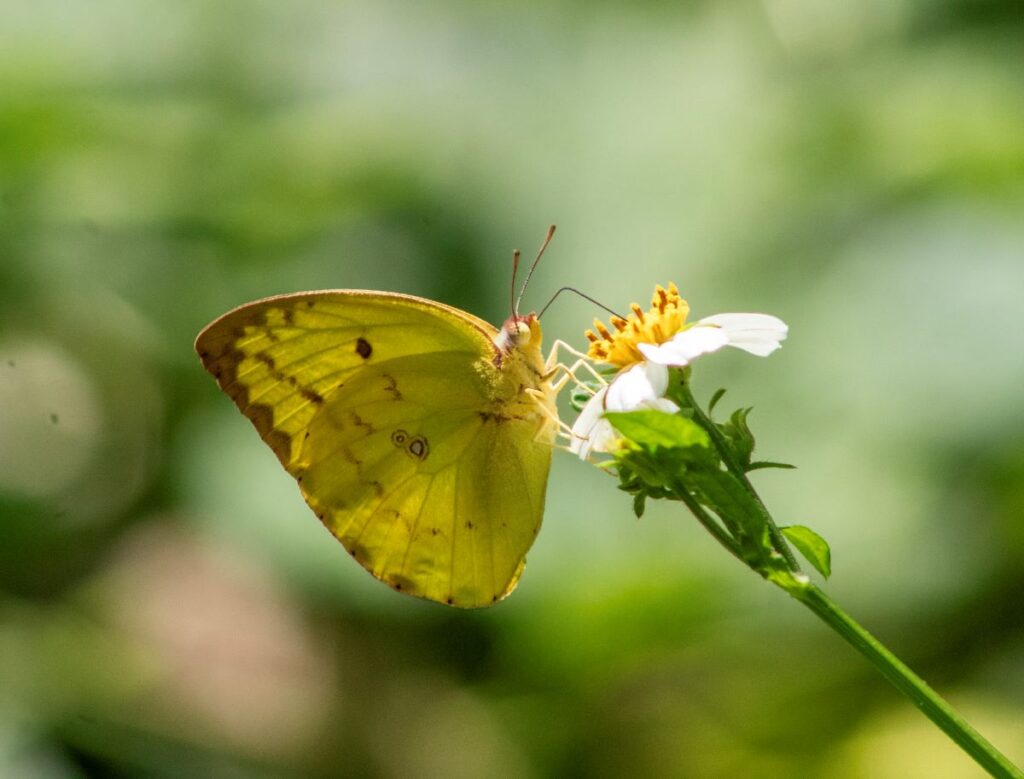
[347,411,375,434]
[300,387,325,405]
[340,445,362,466]
[381,373,402,400]
[246,401,273,436]
[355,337,372,359]
[407,436,429,461]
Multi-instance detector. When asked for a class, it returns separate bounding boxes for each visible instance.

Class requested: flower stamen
[585,282,690,368]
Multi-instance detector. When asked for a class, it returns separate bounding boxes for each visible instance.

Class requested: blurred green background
[2,1,1023,777]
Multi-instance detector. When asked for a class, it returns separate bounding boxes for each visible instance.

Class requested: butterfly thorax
[485,313,555,426]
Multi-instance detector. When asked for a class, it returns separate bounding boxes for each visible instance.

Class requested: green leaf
[688,469,776,569]
[633,492,646,518]
[747,461,796,471]
[605,410,709,450]
[708,388,727,415]
[781,525,832,578]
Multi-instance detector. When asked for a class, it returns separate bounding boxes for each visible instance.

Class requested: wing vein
[450,456,460,602]
[375,473,429,581]
[485,426,498,599]
[347,466,421,552]
[396,464,450,584]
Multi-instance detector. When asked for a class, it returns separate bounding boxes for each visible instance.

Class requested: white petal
[696,313,788,356]
[583,419,617,458]
[646,397,681,414]
[569,386,626,459]
[569,386,608,459]
[638,326,729,366]
[606,362,668,410]
[594,395,681,456]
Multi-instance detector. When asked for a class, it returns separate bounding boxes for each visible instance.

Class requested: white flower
[569,362,679,460]
[638,313,788,366]
[572,283,788,461]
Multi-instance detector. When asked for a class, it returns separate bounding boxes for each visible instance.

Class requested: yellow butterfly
[195,231,567,608]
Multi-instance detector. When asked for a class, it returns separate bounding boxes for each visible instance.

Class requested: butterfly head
[495,313,543,357]
[500,225,554,361]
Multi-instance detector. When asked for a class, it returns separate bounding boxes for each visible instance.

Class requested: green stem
[680,383,800,571]
[668,381,1021,776]
[780,577,1023,778]
[674,486,745,564]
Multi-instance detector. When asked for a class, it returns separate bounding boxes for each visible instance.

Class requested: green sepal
[781,525,832,578]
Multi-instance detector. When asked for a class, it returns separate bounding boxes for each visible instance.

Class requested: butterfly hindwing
[299,352,549,605]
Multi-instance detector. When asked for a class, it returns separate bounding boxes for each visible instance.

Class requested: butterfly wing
[195,290,553,607]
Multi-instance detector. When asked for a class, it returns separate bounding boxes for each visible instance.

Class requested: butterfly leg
[541,348,609,446]
[544,339,589,370]
[535,340,619,451]
[543,341,608,396]
[526,387,576,441]
[525,384,606,455]
[547,357,606,396]
[543,339,600,377]
[526,371,608,452]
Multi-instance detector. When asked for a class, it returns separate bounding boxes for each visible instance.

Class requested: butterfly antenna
[515,225,556,313]
[510,249,521,318]
[537,286,624,321]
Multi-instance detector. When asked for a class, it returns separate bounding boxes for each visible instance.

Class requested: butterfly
[195,231,565,607]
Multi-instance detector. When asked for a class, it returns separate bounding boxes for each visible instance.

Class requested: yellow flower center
[585,282,690,367]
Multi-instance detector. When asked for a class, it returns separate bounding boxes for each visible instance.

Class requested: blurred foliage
[1,1,1023,777]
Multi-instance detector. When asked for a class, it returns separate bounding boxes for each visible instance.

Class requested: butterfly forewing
[196,291,496,466]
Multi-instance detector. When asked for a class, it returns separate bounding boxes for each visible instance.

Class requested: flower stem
[777,575,1023,778]
[669,380,1021,776]
[674,487,745,563]
[679,383,800,571]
